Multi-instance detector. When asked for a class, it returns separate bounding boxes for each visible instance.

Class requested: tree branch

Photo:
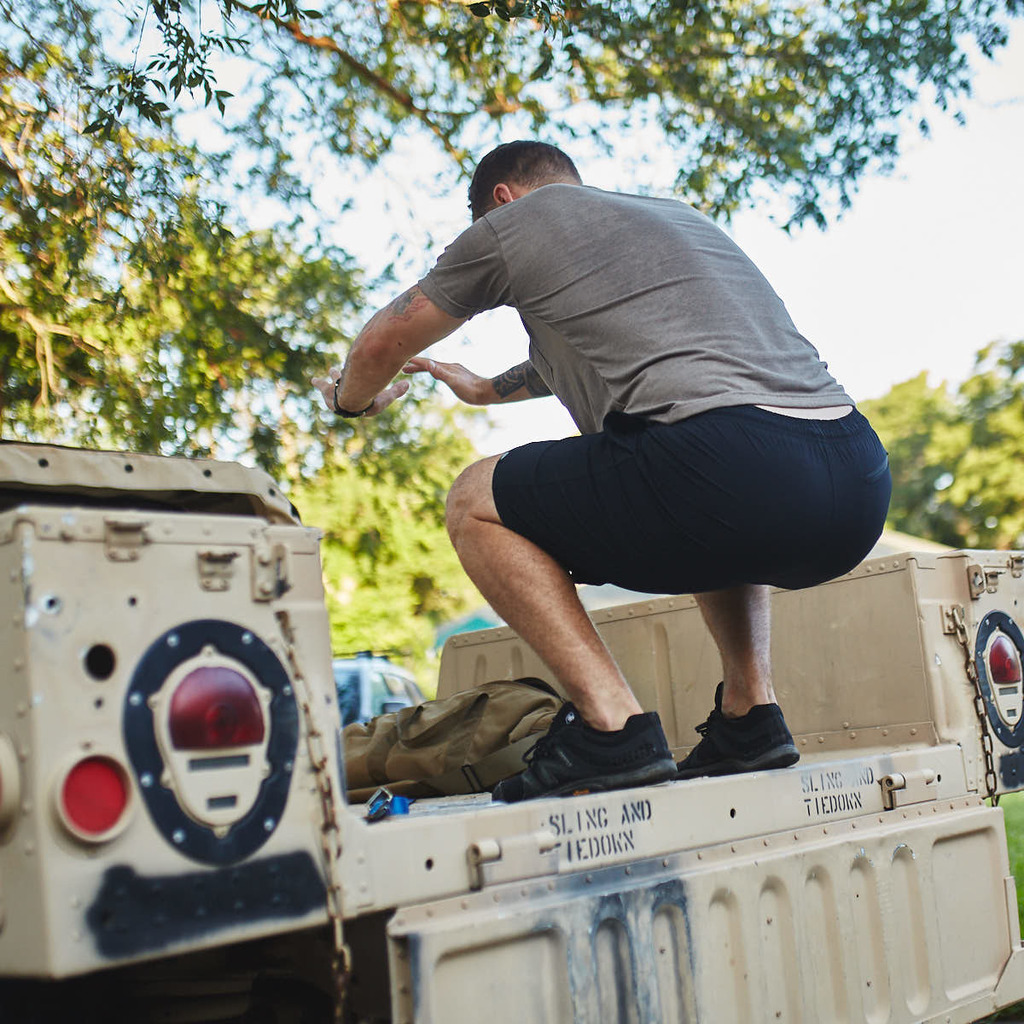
[264,14,466,164]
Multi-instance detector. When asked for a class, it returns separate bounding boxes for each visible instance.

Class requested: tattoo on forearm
[492,362,552,399]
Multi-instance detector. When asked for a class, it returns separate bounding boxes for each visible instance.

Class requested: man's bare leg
[446,456,642,731]
[694,585,776,717]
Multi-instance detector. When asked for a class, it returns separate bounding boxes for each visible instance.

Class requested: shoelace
[524,732,560,765]
[694,708,721,738]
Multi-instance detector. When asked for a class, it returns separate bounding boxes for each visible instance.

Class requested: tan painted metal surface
[0,445,340,981]
[3,440,1024,1024]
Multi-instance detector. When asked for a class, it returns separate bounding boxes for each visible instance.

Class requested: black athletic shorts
[491,405,892,594]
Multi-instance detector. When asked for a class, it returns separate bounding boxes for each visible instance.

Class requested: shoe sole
[540,757,679,799]
[675,744,800,781]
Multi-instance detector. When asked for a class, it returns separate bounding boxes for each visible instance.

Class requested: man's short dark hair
[468,141,582,221]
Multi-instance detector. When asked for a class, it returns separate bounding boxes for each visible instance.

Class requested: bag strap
[421,732,541,796]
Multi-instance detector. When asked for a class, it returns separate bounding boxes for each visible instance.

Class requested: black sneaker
[492,703,677,803]
[676,682,800,780]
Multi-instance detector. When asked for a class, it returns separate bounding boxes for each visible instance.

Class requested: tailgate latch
[880,769,937,810]
[468,831,558,890]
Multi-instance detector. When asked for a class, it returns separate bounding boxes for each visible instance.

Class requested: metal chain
[276,610,351,1021]
[949,604,1000,803]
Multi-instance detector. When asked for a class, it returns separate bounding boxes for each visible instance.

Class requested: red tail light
[991,630,1024,688]
[169,667,265,750]
[990,634,1023,685]
[61,756,129,838]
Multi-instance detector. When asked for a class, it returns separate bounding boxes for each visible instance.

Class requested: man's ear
[492,182,516,207]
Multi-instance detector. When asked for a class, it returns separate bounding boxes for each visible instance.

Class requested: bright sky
[347,24,1023,457]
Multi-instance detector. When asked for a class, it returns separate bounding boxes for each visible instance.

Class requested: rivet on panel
[585,875,593,884]
[817,737,824,744]
[461,900,470,909]
[624,866,632,876]
[850,732,857,740]
[493,894,501,903]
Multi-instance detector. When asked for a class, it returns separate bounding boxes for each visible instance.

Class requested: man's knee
[446,456,501,543]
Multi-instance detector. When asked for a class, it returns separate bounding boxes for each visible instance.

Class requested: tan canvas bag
[343,678,561,802]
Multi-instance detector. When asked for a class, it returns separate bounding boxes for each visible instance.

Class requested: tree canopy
[76,0,1021,225]
[3,0,1019,463]
[860,341,1024,550]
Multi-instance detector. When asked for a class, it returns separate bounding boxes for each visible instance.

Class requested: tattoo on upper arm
[493,362,552,399]
[386,286,426,321]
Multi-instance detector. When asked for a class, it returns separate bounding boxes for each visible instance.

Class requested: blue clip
[366,786,393,821]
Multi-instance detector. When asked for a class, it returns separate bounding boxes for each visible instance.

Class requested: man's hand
[311,369,410,417]
[405,357,552,406]
[403,357,490,405]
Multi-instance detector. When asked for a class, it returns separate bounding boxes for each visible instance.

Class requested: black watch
[333,379,373,418]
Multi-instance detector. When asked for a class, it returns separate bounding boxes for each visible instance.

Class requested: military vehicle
[2,440,1024,1023]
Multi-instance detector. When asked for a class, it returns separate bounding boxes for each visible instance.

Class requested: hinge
[468,830,558,890]
[252,540,291,602]
[880,768,937,810]
[197,549,240,592]
[1011,554,1023,579]
[103,516,149,562]
[967,562,1004,600]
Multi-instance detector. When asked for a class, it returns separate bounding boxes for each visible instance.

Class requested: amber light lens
[61,756,129,837]
[169,667,265,750]
[990,634,1023,685]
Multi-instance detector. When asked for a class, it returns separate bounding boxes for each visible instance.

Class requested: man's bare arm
[312,286,466,416]
[491,362,553,401]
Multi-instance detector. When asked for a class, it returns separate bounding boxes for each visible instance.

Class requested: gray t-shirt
[418,184,851,435]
